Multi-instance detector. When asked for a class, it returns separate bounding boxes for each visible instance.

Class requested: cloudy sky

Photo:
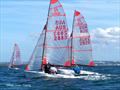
[0,0,120,62]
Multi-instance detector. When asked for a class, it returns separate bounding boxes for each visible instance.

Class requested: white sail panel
[26,29,45,71]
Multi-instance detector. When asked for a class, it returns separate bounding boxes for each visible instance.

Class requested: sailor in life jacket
[42,57,57,74]
[44,63,57,74]
[73,65,81,74]
[42,57,51,73]
[44,63,51,74]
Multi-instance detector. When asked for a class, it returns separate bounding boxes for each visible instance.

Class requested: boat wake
[5,83,31,88]
[83,74,110,80]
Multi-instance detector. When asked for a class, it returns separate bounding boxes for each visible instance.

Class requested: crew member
[44,63,51,74]
[73,65,81,74]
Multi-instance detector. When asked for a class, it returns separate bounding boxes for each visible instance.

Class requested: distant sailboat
[9,43,22,70]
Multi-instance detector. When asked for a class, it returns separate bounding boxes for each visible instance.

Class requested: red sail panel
[51,0,58,4]
[44,0,69,66]
[64,60,75,66]
[75,11,80,16]
[25,28,45,71]
[88,61,95,66]
[72,10,95,66]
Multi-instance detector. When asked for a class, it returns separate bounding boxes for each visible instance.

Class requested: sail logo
[80,37,90,45]
[49,6,65,17]
[51,8,61,16]
[75,18,88,33]
[54,20,68,40]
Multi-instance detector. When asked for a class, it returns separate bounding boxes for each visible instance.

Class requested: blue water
[0,66,120,90]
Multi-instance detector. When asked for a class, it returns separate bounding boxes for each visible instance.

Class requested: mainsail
[43,0,69,66]
[9,43,22,68]
[71,10,95,66]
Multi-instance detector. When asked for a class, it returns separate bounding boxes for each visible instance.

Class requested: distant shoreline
[0,61,120,66]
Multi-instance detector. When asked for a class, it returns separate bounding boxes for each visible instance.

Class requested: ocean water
[0,66,120,90]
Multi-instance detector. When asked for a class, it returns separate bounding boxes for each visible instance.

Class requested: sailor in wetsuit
[44,63,51,74]
[73,65,81,75]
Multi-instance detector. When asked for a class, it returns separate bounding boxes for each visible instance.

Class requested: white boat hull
[25,71,78,78]
[25,69,102,79]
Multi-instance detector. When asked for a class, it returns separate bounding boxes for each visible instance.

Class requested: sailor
[10,65,15,68]
[10,65,14,68]
[44,63,51,74]
[73,65,81,75]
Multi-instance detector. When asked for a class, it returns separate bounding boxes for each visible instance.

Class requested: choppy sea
[0,65,120,90]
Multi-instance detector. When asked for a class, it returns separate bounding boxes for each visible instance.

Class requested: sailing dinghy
[25,0,72,78]
[9,43,22,70]
[25,0,101,79]
[60,10,98,76]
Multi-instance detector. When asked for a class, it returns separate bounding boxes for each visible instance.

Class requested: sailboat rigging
[25,0,101,79]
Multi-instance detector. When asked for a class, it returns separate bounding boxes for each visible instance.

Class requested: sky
[0,0,120,62]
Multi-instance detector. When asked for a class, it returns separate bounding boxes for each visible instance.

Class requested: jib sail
[25,27,46,71]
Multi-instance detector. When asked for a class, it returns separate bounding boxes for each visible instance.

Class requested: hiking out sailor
[73,65,81,74]
[44,63,51,74]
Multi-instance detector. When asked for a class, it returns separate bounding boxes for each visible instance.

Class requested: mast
[9,46,15,67]
[41,0,51,69]
[70,10,76,66]
[12,46,15,65]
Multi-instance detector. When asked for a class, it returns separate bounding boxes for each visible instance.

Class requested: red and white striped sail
[43,0,69,66]
[71,10,95,66]
[25,26,46,71]
[9,43,22,68]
